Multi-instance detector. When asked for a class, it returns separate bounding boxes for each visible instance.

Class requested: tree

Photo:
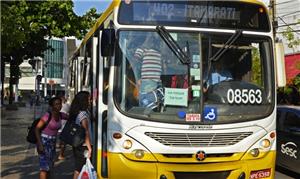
[282,20,300,53]
[277,74,300,105]
[251,47,262,86]
[1,0,100,104]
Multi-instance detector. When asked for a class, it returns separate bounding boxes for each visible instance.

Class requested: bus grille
[144,132,252,147]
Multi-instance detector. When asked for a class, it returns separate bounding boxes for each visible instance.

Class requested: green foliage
[293,74,300,93]
[78,8,101,37]
[277,74,300,105]
[1,0,101,62]
[282,26,300,51]
[251,47,262,86]
[1,0,101,104]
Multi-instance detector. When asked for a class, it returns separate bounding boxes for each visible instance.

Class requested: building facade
[43,38,66,97]
[42,37,77,97]
[3,37,77,101]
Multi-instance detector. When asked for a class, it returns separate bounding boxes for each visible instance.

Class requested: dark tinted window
[284,111,300,130]
[277,110,281,120]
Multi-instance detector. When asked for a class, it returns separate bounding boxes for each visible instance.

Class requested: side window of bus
[80,60,85,86]
[102,15,113,105]
[103,58,109,105]
[284,112,300,132]
[81,58,89,87]
[69,60,75,88]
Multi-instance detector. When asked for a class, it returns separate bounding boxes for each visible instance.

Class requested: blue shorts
[139,88,164,109]
[38,134,56,171]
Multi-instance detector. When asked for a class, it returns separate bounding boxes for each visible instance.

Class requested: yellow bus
[69,0,286,178]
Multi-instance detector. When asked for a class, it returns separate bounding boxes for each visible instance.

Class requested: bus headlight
[241,130,275,160]
[261,139,271,148]
[123,139,133,149]
[111,131,157,161]
[133,149,145,159]
[250,148,260,157]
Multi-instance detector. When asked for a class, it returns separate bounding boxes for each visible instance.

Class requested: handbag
[78,158,97,179]
[60,119,85,147]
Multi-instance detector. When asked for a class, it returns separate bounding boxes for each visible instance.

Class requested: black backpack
[60,115,86,147]
[26,112,52,144]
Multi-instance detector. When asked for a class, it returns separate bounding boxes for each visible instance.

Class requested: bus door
[96,28,112,178]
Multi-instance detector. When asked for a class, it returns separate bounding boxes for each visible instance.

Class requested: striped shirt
[134,48,162,82]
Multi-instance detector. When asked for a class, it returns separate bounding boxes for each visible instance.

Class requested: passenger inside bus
[132,33,166,110]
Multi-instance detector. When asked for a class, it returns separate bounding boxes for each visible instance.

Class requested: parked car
[276,105,300,175]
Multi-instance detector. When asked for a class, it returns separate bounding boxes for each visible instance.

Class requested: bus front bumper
[100,151,276,179]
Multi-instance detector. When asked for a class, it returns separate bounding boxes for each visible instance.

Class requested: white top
[75,111,93,145]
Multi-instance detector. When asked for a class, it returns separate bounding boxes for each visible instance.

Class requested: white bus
[69,0,286,178]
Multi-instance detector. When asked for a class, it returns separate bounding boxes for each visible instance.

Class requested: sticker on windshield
[164,88,188,107]
[191,85,201,90]
[177,111,186,119]
[190,68,200,76]
[193,90,200,97]
[194,76,200,81]
[227,89,262,104]
[193,55,200,63]
[203,107,217,121]
[186,113,201,122]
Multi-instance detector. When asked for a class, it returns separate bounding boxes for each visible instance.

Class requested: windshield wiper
[209,29,243,62]
[156,26,190,64]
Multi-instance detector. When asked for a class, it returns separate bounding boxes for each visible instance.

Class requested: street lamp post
[44,62,48,99]
[29,58,42,105]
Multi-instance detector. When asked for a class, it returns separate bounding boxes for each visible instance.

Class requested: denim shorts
[139,88,164,109]
[38,134,56,171]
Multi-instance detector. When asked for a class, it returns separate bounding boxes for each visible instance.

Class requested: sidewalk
[1,102,74,179]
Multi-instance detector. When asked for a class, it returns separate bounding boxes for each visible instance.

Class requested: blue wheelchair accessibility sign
[203,107,217,121]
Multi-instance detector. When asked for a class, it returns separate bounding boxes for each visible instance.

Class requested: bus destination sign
[118,1,270,32]
[150,3,239,22]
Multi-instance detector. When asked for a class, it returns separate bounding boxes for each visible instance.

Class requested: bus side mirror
[101,29,115,57]
[275,42,286,87]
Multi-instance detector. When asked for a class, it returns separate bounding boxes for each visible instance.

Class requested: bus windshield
[114,30,274,124]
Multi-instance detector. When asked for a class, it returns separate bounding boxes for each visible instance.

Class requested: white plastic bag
[78,158,97,179]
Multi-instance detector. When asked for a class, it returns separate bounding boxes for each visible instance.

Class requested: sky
[73,0,112,16]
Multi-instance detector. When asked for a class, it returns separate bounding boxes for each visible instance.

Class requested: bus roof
[72,0,268,59]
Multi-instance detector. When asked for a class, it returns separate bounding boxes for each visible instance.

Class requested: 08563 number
[227,89,262,104]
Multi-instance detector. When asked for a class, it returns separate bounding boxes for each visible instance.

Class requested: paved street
[0,102,297,179]
[1,102,74,179]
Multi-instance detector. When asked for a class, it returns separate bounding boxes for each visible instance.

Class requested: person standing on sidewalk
[29,91,36,107]
[35,97,68,179]
[68,91,93,179]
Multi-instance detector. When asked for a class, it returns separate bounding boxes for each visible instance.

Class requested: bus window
[84,57,91,87]
[203,34,273,122]
[103,58,109,105]
[114,30,273,124]
[284,112,300,132]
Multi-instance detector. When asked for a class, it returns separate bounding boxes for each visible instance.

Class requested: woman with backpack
[35,96,68,179]
[68,91,93,179]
